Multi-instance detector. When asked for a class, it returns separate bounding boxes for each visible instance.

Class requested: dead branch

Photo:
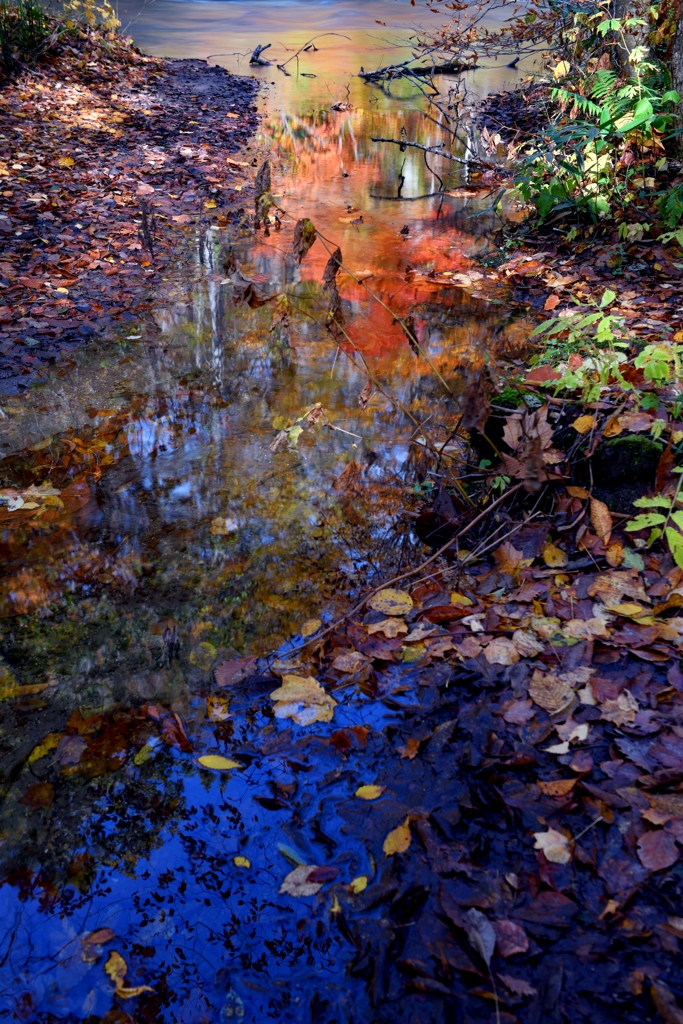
[249,44,272,66]
[371,136,494,169]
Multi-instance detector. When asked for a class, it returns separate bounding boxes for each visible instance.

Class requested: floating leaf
[28,732,62,764]
[234,856,251,868]
[104,950,154,999]
[197,754,242,771]
[383,817,412,856]
[270,674,337,726]
[367,616,408,638]
[355,784,385,800]
[280,865,323,897]
[368,589,413,617]
[350,875,368,894]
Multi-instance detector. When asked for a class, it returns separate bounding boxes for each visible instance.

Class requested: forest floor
[0,27,258,394]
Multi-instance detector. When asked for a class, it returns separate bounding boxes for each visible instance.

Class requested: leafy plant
[625,473,683,568]
[0,0,50,75]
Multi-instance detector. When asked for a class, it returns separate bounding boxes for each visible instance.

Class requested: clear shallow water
[0,3,533,1020]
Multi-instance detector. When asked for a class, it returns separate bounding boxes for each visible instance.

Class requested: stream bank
[0,26,259,394]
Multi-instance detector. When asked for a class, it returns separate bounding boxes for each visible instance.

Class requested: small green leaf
[670,510,683,531]
[600,289,617,308]
[632,495,672,508]
[625,513,667,531]
[666,527,683,569]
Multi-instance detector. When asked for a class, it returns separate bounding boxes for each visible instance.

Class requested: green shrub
[0,0,50,76]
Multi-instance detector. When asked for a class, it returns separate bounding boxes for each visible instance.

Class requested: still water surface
[0,3,530,1019]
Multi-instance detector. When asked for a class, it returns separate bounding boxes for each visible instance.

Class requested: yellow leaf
[402,641,426,662]
[603,416,623,438]
[331,895,341,914]
[383,817,412,856]
[567,485,590,499]
[197,754,242,770]
[233,856,250,868]
[674,331,683,342]
[605,601,649,619]
[542,542,568,568]
[206,695,230,721]
[105,951,127,987]
[605,540,624,567]
[56,156,74,168]
[350,875,368,894]
[590,497,612,543]
[368,588,413,617]
[28,732,62,763]
[270,674,337,726]
[355,784,385,800]
[301,618,322,637]
[204,199,217,209]
[553,60,570,79]
[450,592,473,606]
[572,415,596,434]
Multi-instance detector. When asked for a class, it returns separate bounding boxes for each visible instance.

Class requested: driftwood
[371,136,494,170]
[250,44,272,66]
[359,47,476,83]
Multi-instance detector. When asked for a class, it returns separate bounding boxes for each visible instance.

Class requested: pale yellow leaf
[197,755,242,771]
[301,618,322,637]
[533,828,572,864]
[450,592,473,606]
[355,784,385,800]
[367,617,408,638]
[590,497,613,544]
[234,856,251,868]
[332,651,368,673]
[542,542,568,568]
[350,875,368,894]
[368,589,413,617]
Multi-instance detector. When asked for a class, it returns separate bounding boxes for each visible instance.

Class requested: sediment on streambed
[0,22,260,394]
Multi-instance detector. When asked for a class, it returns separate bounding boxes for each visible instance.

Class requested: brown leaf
[503,698,535,725]
[590,497,613,544]
[214,658,256,687]
[637,830,680,871]
[335,459,362,491]
[322,246,342,288]
[20,782,55,808]
[652,982,683,1024]
[543,294,560,311]
[358,380,373,410]
[493,541,526,574]
[499,973,537,997]
[538,778,578,797]
[529,670,574,714]
[398,737,420,760]
[291,218,317,264]
[493,920,529,957]
[484,637,519,666]
[606,540,624,567]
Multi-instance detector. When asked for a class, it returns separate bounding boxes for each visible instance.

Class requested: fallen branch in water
[360,59,476,82]
[249,44,272,66]
[371,135,494,169]
[277,33,351,74]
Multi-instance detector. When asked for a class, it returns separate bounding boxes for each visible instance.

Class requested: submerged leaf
[197,755,242,771]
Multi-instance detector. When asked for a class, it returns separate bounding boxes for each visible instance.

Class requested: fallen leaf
[503,698,535,725]
[21,782,55,808]
[464,908,496,966]
[544,294,560,311]
[104,950,154,999]
[606,540,625,567]
[484,636,520,665]
[280,865,323,897]
[301,618,322,637]
[512,629,545,657]
[590,497,613,544]
[493,920,529,957]
[331,650,368,673]
[450,591,473,606]
[350,875,368,894]
[600,690,638,726]
[499,974,537,997]
[529,669,574,713]
[567,485,590,499]
[355,785,385,800]
[637,831,680,871]
[234,856,250,868]
[383,817,412,856]
[83,928,115,945]
[493,540,526,574]
[367,617,408,638]
[538,778,578,797]
[651,982,683,1024]
[206,695,231,721]
[533,828,572,864]
[368,589,413,616]
[542,541,568,568]
[27,732,62,764]
[270,674,337,726]
[572,414,596,434]
[398,737,420,759]
[197,754,242,771]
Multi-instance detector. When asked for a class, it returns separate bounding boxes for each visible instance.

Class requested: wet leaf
[383,817,412,856]
[529,669,574,713]
[206,695,231,722]
[512,629,545,657]
[292,218,317,263]
[368,588,413,616]
[652,982,683,1024]
[493,920,529,957]
[280,865,323,897]
[270,674,337,725]
[350,875,368,894]
[464,908,496,966]
[300,618,322,637]
[367,617,408,638]
[83,928,115,945]
[27,732,62,764]
[533,828,572,864]
[104,950,154,999]
[493,540,526,574]
[197,755,242,771]
[234,856,250,868]
[355,784,385,800]
[397,737,420,759]
[332,650,368,673]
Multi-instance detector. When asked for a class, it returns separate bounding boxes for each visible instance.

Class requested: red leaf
[525,365,561,383]
[637,830,680,872]
[493,920,529,957]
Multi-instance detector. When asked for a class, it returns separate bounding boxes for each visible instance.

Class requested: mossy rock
[580,435,662,512]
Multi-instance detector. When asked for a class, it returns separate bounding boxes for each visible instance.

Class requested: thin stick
[277,33,351,72]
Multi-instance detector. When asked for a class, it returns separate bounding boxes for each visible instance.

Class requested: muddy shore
[0,28,259,395]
